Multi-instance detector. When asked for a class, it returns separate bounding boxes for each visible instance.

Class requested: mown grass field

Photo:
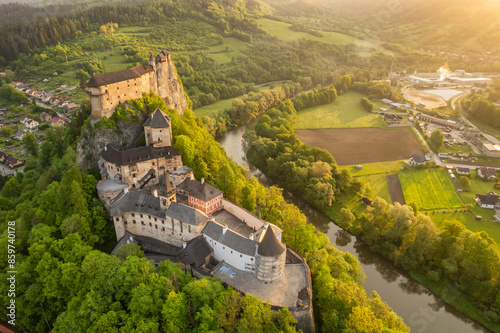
[339,160,406,176]
[193,86,270,118]
[257,18,382,51]
[294,91,386,129]
[399,169,464,210]
[207,37,248,64]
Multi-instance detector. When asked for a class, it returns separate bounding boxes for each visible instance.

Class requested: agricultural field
[207,37,248,64]
[257,18,383,51]
[294,91,386,129]
[193,86,270,118]
[296,127,423,165]
[398,169,464,210]
[339,160,406,176]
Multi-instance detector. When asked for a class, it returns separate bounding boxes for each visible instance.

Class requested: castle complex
[90,50,313,331]
[87,50,188,119]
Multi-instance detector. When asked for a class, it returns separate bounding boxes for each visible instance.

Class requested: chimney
[190,173,194,180]
[124,188,129,194]
[182,242,187,249]
[201,178,205,184]
[264,222,268,229]
[222,225,228,234]
[104,145,107,151]
[249,233,254,240]
[153,189,158,197]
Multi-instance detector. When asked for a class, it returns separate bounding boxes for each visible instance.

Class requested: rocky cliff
[76,119,143,170]
[157,57,189,114]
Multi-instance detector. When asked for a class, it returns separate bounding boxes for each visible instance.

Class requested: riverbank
[217,116,491,332]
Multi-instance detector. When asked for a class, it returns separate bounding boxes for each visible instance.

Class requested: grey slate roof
[257,227,285,257]
[87,65,150,87]
[176,236,213,266]
[110,190,166,218]
[479,167,496,178]
[411,154,427,163]
[475,192,500,205]
[165,202,209,225]
[100,144,180,166]
[143,108,171,128]
[190,183,223,202]
[177,178,202,193]
[202,221,257,256]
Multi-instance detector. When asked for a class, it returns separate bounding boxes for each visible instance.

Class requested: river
[218,118,490,333]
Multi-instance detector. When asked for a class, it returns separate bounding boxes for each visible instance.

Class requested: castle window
[161,220,164,224]
[231,251,233,254]
[149,223,152,227]
[117,87,119,90]
[251,258,253,261]
[162,227,165,231]
[188,226,191,233]
[141,222,145,225]
[124,221,127,224]
[140,214,143,218]
[240,255,242,258]
[223,246,225,250]
[133,220,136,224]
[105,89,108,93]
[132,213,135,217]
[154,218,157,222]
[115,217,119,221]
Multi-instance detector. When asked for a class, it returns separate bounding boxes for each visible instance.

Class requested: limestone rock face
[157,58,188,113]
[76,120,143,170]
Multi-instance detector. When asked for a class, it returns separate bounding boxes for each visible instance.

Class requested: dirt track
[402,87,447,109]
[296,128,423,165]
[386,174,406,205]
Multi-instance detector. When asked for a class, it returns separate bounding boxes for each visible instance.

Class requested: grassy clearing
[101,47,130,72]
[295,91,386,129]
[257,18,382,51]
[207,37,248,65]
[339,160,406,176]
[399,169,464,210]
[193,86,270,118]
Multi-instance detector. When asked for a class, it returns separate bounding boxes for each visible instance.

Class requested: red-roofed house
[51,116,66,127]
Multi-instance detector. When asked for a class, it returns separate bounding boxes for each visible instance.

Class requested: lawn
[358,174,391,203]
[257,18,382,51]
[207,37,248,65]
[294,92,387,129]
[193,86,270,118]
[339,160,406,176]
[398,169,464,210]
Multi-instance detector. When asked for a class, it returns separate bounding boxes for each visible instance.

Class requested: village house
[22,118,39,130]
[5,155,23,168]
[456,167,470,175]
[475,191,500,209]
[40,112,52,123]
[51,116,66,127]
[16,130,26,140]
[65,102,78,112]
[409,154,427,166]
[478,167,496,181]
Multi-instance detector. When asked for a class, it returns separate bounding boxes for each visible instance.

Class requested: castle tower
[148,53,155,68]
[158,173,176,210]
[143,108,173,147]
[256,226,286,282]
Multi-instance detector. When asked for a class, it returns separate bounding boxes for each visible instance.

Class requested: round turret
[256,226,286,282]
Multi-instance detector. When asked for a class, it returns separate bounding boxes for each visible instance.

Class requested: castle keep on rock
[87,50,188,119]
[96,108,314,331]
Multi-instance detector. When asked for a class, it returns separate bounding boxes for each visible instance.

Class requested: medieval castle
[89,51,314,331]
[87,50,188,119]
